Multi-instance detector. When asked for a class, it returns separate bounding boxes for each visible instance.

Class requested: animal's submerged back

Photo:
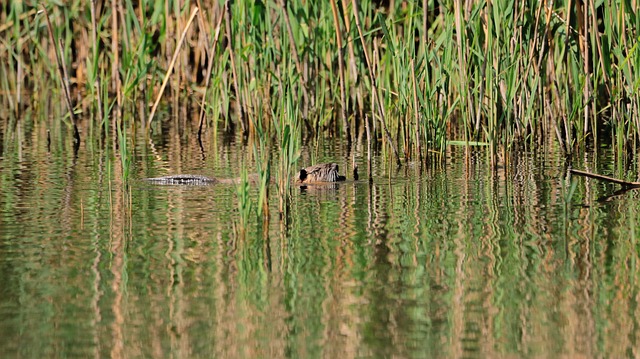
[143,174,220,185]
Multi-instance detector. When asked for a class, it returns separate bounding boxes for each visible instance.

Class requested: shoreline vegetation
[1,1,639,168]
[1,0,640,233]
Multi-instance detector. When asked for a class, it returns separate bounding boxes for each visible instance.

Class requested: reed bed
[1,0,639,163]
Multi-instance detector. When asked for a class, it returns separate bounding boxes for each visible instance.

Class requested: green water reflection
[1,126,639,358]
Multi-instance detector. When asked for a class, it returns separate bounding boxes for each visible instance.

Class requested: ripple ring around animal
[144,162,358,185]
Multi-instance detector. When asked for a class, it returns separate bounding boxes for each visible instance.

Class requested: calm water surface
[1,123,639,358]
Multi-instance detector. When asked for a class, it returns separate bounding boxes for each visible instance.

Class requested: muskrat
[145,162,357,185]
[294,162,355,183]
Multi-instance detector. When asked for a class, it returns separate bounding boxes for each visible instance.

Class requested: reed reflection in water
[0,132,638,358]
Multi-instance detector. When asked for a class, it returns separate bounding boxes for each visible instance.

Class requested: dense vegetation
[2,0,639,164]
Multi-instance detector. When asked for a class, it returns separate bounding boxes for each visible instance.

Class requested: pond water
[1,120,639,358]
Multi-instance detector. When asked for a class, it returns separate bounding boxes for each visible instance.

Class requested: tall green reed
[41,5,80,148]
[4,0,640,169]
[251,114,271,220]
[116,120,132,184]
[274,79,301,216]
[236,166,253,236]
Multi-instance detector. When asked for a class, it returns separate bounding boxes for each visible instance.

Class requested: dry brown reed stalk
[339,0,361,110]
[0,8,37,33]
[350,0,400,166]
[16,39,22,116]
[195,0,211,57]
[224,1,246,134]
[329,0,350,144]
[58,39,72,101]
[579,1,591,136]
[423,0,429,45]
[147,7,199,130]
[589,2,610,97]
[41,5,80,147]
[198,1,227,139]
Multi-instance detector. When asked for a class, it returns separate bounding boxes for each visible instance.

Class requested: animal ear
[298,169,307,181]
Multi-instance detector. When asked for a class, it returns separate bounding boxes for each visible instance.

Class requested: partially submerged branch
[569,169,640,189]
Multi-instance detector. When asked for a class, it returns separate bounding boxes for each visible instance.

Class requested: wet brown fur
[295,163,346,184]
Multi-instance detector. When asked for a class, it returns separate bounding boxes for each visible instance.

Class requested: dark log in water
[569,169,640,188]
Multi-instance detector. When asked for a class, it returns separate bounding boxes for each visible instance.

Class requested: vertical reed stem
[90,0,103,123]
[422,0,428,50]
[366,114,372,183]
[410,59,422,162]
[198,2,226,139]
[340,1,360,89]
[147,7,199,129]
[111,0,121,121]
[41,5,80,147]
[453,0,469,144]
[16,38,22,116]
[581,0,590,138]
[329,0,350,144]
[224,2,246,134]
[350,0,400,165]
[279,0,311,121]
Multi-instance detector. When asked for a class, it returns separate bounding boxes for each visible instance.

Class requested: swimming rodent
[145,162,358,185]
